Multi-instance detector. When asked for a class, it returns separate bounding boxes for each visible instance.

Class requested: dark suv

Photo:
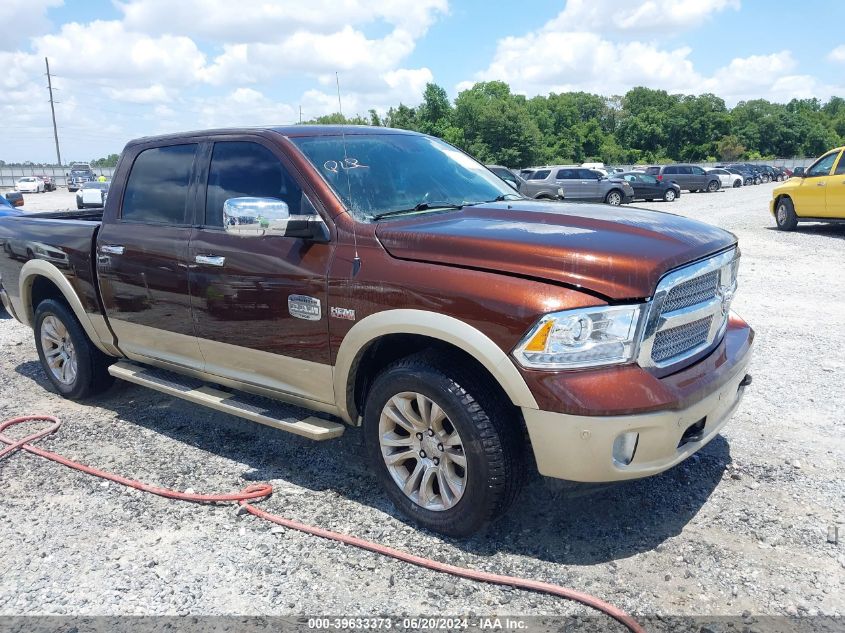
[645,164,721,193]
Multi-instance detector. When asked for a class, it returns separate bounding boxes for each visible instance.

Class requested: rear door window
[555,169,576,179]
[528,169,551,180]
[122,144,197,224]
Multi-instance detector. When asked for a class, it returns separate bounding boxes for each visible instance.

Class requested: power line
[45,57,62,165]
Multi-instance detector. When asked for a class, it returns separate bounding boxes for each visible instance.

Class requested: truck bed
[0,211,103,319]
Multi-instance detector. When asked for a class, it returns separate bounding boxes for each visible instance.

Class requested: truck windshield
[290,133,517,220]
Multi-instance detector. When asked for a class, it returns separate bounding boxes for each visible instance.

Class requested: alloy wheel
[39,315,77,385]
[378,391,467,511]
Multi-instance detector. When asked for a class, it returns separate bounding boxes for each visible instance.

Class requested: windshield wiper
[464,193,523,206]
[371,202,464,220]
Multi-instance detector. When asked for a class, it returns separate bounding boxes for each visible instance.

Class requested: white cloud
[466,31,703,97]
[117,0,447,40]
[105,84,172,104]
[302,67,434,119]
[548,0,739,33]
[33,21,207,84]
[463,6,839,106]
[829,45,845,64]
[194,88,298,128]
[0,0,63,50]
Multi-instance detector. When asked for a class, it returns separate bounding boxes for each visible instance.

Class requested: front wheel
[733,179,742,188]
[663,188,677,202]
[604,190,622,205]
[364,353,524,537]
[34,299,114,399]
[706,179,720,193]
[775,197,798,231]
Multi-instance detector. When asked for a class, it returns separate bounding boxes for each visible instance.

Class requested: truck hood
[375,201,736,300]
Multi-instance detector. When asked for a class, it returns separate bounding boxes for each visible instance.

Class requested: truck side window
[122,144,197,224]
[205,141,302,227]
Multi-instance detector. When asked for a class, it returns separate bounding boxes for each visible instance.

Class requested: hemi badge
[330,306,356,321]
[288,295,321,321]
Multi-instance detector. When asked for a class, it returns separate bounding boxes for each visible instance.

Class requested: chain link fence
[0,166,116,190]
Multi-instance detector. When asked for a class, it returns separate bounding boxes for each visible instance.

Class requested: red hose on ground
[0,415,645,633]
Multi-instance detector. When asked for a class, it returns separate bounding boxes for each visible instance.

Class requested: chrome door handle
[817,182,826,186]
[100,245,125,255]
[195,255,225,267]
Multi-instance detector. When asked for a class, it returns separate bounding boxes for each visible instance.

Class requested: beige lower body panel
[109,318,335,407]
[522,360,751,482]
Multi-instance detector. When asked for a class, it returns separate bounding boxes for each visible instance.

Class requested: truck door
[96,143,204,369]
[825,150,845,218]
[187,138,335,404]
[577,168,601,200]
[800,150,840,217]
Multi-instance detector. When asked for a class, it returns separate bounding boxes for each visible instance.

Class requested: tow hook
[739,374,753,388]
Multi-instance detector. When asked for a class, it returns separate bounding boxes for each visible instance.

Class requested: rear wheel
[775,197,798,231]
[34,299,114,399]
[604,190,622,205]
[364,352,524,536]
[663,188,677,202]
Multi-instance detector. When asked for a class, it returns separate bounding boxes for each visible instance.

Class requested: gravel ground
[0,184,843,626]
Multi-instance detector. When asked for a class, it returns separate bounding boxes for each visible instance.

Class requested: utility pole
[299,105,302,124]
[45,57,62,166]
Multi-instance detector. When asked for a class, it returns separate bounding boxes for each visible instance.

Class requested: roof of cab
[125,125,421,147]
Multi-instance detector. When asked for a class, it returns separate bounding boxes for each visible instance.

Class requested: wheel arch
[773,193,797,216]
[605,187,624,202]
[334,309,538,425]
[19,260,119,356]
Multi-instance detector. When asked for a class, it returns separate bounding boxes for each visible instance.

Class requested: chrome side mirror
[223,197,292,236]
[223,196,329,241]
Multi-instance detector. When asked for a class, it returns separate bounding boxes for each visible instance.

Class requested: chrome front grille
[651,316,713,363]
[638,248,739,372]
[662,270,719,313]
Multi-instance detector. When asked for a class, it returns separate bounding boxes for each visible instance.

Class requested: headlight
[513,304,645,369]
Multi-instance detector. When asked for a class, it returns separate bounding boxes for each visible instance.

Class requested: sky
[2,0,845,163]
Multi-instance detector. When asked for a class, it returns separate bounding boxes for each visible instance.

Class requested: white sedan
[707,168,743,189]
[15,177,45,193]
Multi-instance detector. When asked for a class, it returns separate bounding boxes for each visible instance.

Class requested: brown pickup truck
[0,126,754,536]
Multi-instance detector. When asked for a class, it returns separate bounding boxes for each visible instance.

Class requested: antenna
[336,72,361,273]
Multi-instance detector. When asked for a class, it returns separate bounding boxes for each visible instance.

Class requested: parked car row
[488,157,816,213]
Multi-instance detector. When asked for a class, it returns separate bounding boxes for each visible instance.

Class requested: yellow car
[771,146,845,230]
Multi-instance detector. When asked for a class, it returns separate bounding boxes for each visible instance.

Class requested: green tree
[416,83,453,137]
[451,82,542,167]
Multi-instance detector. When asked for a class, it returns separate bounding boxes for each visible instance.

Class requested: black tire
[689,189,698,193]
[706,179,720,193]
[33,299,114,399]
[363,352,524,537]
[663,188,677,202]
[733,179,742,188]
[774,197,798,231]
[604,189,622,205]
[644,198,653,202]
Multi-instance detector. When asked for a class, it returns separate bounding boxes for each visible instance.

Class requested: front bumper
[522,325,753,482]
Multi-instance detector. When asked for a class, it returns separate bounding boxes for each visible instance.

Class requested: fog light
[612,432,639,466]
